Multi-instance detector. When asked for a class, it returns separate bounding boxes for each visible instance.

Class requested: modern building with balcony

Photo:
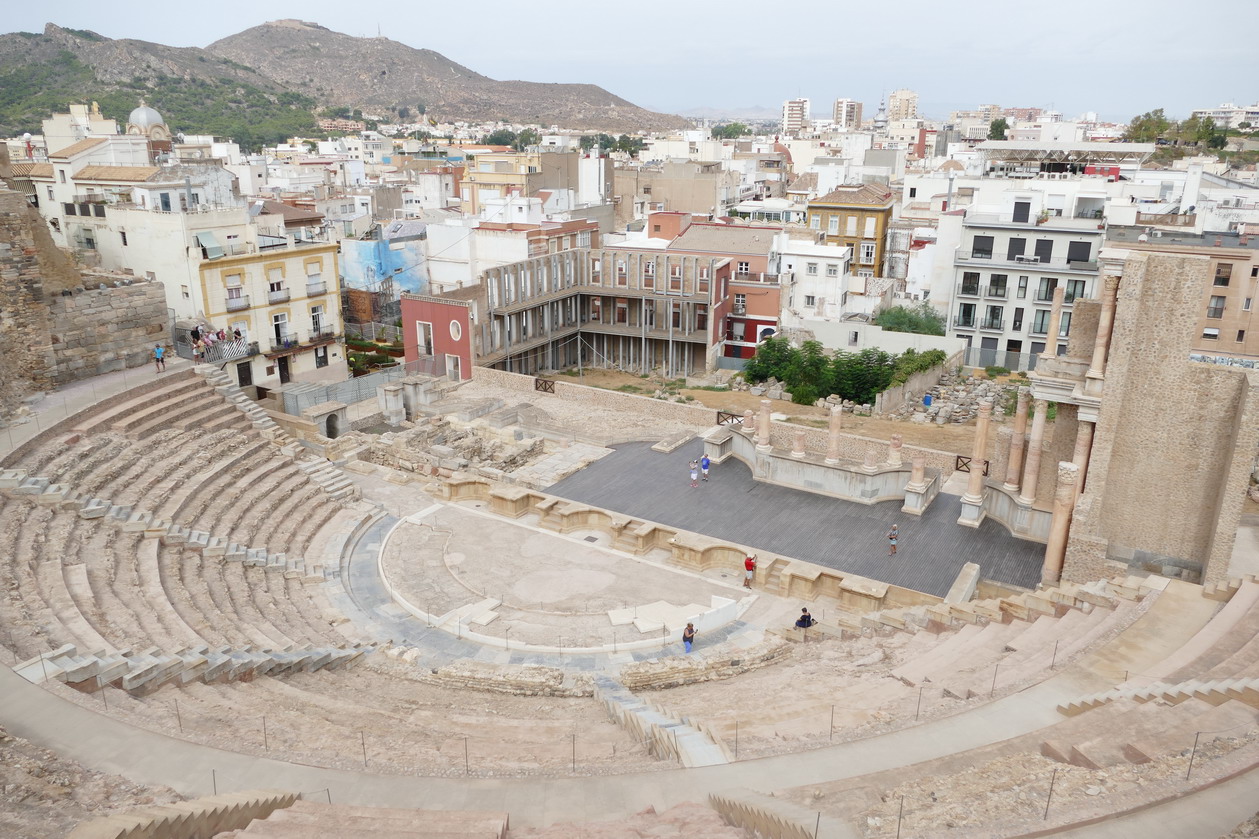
[944,196,1105,370]
[198,241,347,389]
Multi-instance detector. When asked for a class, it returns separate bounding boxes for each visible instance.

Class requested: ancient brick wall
[47,280,169,384]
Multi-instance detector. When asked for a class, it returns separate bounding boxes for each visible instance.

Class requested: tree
[1239,121,1253,131]
[1124,108,1172,143]
[615,134,645,156]
[513,128,540,151]
[482,128,517,146]
[711,122,749,140]
[579,133,617,152]
[988,118,1008,140]
[397,106,411,120]
[873,302,946,336]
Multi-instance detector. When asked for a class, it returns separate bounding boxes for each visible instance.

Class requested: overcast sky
[6,0,1256,123]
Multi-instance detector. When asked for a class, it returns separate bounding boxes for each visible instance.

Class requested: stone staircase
[236,800,509,838]
[594,675,729,767]
[1059,676,1259,716]
[67,789,300,839]
[15,641,374,694]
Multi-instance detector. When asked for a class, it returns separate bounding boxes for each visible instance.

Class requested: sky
[5,0,1257,123]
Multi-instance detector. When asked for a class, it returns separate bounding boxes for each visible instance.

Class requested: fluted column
[1041,285,1065,359]
[756,399,771,450]
[1071,420,1095,497]
[1003,387,1030,492]
[1084,275,1118,396]
[1042,461,1080,583]
[1018,399,1049,505]
[825,406,843,464]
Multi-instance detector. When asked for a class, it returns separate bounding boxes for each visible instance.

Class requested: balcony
[306,281,327,297]
[956,252,1099,274]
[958,284,981,297]
[980,317,1005,331]
[1136,211,1197,228]
[268,329,339,354]
[953,315,976,329]
[268,288,291,304]
[963,211,1109,232]
[225,295,250,312]
[984,285,1008,299]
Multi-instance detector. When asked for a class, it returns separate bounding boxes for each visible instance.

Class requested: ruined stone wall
[1035,403,1078,507]
[1066,253,1258,583]
[47,280,168,384]
[0,189,57,415]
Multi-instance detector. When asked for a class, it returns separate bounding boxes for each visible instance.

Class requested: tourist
[700,453,711,482]
[689,459,699,488]
[233,327,242,340]
[887,524,899,556]
[795,608,814,629]
[682,622,696,653]
[192,339,204,361]
[743,553,756,589]
[153,343,166,373]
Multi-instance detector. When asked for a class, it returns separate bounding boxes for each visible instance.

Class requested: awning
[195,231,225,259]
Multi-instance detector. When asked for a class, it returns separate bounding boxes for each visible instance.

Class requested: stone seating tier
[237,800,508,839]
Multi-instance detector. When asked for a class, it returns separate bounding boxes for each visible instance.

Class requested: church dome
[128,102,165,130]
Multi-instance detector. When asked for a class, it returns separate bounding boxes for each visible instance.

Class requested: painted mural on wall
[340,220,429,295]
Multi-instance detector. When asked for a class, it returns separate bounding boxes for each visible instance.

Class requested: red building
[400,293,474,381]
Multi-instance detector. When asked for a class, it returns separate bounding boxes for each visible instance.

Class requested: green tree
[988,117,1008,140]
[1208,133,1227,149]
[873,302,946,336]
[1124,108,1172,142]
[711,122,749,140]
[513,128,541,150]
[483,128,517,146]
[397,105,411,120]
[1239,121,1253,130]
[615,134,645,156]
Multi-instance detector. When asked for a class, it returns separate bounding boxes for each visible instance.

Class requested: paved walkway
[547,441,1046,597]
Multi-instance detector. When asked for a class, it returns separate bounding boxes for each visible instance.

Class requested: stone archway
[326,413,340,439]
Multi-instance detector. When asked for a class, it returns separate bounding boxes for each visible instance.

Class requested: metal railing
[953,315,976,328]
[225,295,250,312]
[278,355,446,416]
[959,284,981,297]
[268,289,291,304]
[306,281,327,297]
[1136,211,1197,227]
[344,322,403,343]
[1206,307,1225,319]
[980,318,1005,331]
[269,329,338,354]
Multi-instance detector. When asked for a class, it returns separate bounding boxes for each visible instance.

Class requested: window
[1207,296,1226,319]
[860,242,876,265]
[845,217,857,236]
[63,203,76,216]
[699,266,710,280]
[46,186,53,200]
[1007,238,1027,261]
[643,261,655,277]
[120,231,128,247]
[863,217,876,238]
[1034,239,1054,263]
[1017,276,1028,299]
[956,303,976,328]
[734,293,747,311]
[1202,327,1219,340]
[961,272,981,295]
[1065,279,1087,302]
[1058,311,1071,338]
[591,258,601,281]
[806,262,818,275]
[1237,329,1246,342]
[908,187,917,198]
[181,285,190,299]
[615,300,628,323]
[306,261,322,282]
[268,268,284,293]
[804,295,816,306]
[828,216,839,235]
[577,230,591,248]
[1037,277,1058,302]
[311,304,325,333]
[1214,264,1233,286]
[314,345,329,368]
[1245,298,1253,311]
[416,321,434,355]
[58,169,66,183]
[856,269,874,278]
[810,215,821,230]
[671,301,681,329]
[983,305,1003,329]
[971,235,994,259]
[826,263,839,278]
[1012,307,1024,331]
[695,304,708,331]
[1032,310,1051,334]
[670,264,682,278]
[1252,266,1259,278]
[1066,241,1092,265]
[737,261,750,274]
[989,274,1008,298]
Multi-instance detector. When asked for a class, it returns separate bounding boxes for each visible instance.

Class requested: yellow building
[198,241,348,389]
[805,184,895,277]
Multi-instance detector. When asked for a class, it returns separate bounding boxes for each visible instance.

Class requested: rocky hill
[206,19,685,131]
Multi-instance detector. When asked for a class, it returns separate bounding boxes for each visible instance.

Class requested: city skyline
[2,0,1256,124]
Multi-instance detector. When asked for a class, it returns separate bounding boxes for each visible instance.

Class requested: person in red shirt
[744,554,757,589]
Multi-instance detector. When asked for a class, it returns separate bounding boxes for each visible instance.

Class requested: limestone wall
[1066,253,1259,584]
[47,280,168,384]
[873,350,963,414]
[0,189,58,409]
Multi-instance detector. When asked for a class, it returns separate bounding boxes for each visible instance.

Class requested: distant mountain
[206,20,687,131]
[0,20,686,145]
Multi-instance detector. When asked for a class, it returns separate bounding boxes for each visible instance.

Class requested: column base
[824,457,839,465]
[957,496,985,528]
[791,451,806,459]
[1002,482,1020,493]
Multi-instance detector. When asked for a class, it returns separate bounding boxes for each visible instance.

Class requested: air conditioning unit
[732,304,746,315]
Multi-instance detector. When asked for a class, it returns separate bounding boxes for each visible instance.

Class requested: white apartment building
[782,99,811,135]
[776,238,854,318]
[832,99,863,131]
[1190,103,1259,131]
[944,195,1105,369]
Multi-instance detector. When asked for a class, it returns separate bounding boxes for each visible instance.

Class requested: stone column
[908,453,926,487]
[1085,275,1118,396]
[742,409,754,431]
[886,433,904,467]
[862,447,879,473]
[1042,461,1080,583]
[901,453,931,516]
[1003,387,1031,492]
[824,406,843,464]
[957,399,992,527]
[791,428,807,458]
[1071,420,1095,496]
[1041,285,1066,359]
[756,399,771,450]
[379,384,405,425]
[1018,399,1049,505]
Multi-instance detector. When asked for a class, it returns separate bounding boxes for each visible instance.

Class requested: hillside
[206,19,687,131]
[0,24,316,147]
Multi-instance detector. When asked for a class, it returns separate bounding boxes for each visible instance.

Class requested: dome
[128,102,164,130]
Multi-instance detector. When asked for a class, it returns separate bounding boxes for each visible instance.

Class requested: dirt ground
[561,368,998,455]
